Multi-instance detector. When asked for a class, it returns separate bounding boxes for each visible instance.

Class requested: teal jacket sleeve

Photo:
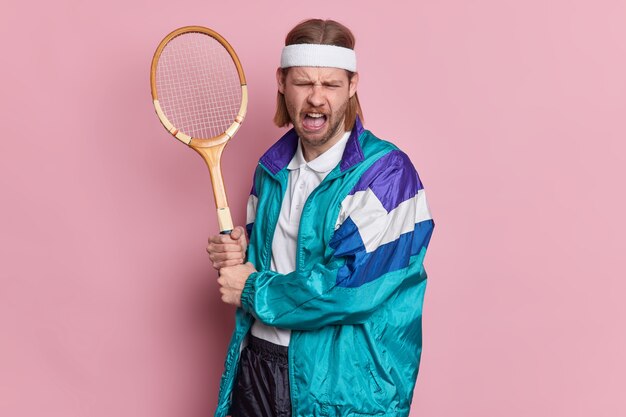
[241,151,434,330]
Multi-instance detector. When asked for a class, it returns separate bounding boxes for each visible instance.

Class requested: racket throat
[192,144,234,233]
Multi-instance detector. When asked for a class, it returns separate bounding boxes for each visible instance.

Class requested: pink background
[1,1,624,416]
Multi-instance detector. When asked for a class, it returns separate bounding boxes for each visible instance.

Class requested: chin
[302,131,333,146]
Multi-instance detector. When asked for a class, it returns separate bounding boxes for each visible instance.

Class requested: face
[277,66,358,154]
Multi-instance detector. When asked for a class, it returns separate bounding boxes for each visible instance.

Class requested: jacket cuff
[240,271,258,313]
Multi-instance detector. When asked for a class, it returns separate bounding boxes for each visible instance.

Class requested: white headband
[280,44,357,72]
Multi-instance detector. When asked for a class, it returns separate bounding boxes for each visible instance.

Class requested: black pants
[231,335,292,417]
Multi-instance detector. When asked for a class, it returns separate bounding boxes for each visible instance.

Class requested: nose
[307,84,325,108]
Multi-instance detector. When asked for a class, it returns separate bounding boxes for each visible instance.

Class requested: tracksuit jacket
[215,117,435,417]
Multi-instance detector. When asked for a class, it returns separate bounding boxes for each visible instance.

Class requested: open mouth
[302,113,327,132]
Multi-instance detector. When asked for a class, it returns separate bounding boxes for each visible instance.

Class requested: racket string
[156,32,242,139]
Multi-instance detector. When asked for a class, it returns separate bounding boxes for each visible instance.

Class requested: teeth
[306,113,324,118]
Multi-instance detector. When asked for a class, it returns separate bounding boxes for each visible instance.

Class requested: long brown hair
[274,19,363,130]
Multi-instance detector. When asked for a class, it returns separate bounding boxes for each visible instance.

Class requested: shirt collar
[287,131,351,173]
[260,115,365,176]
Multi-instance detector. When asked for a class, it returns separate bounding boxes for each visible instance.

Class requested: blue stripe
[411,219,434,255]
[246,222,254,240]
[330,217,434,288]
[329,217,365,256]
[339,115,365,172]
[259,129,299,175]
[349,151,424,212]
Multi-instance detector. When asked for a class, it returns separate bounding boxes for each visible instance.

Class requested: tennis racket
[150,26,247,234]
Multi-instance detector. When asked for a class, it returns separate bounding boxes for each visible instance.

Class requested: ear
[348,72,359,98]
[276,68,286,94]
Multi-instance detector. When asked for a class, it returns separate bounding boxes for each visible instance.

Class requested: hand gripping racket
[150,26,247,234]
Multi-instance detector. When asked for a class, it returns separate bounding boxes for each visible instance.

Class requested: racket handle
[217,207,234,234]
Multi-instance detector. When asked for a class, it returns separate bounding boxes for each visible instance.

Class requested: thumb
[230,226,244,240]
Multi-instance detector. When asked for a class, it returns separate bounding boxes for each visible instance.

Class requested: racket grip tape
[217,207,234,234]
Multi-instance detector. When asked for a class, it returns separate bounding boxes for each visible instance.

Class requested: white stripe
[415,188,433,225]
[246,194,258,226]
[336,189,432,253]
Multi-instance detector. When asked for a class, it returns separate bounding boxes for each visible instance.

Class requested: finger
[211,252,244,263]
[230,227,242,240]
[207,243,244,254]
[208,234,234,244]
[208,235,223,244]
[207,247,243,262]
[223,251,244,260]
[237,226,249,243]
[215,259,245,269]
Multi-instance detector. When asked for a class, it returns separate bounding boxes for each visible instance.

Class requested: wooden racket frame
[150,26,248,233]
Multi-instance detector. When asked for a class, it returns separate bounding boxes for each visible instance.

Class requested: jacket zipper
[258,162,349,417]
[259,164,287,271]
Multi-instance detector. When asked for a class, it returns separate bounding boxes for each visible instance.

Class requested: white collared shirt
[251,131,351,346]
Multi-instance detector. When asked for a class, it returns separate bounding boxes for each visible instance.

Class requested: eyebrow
[291,78,345,85]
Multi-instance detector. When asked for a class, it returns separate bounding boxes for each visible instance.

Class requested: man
[207,19,434,417]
